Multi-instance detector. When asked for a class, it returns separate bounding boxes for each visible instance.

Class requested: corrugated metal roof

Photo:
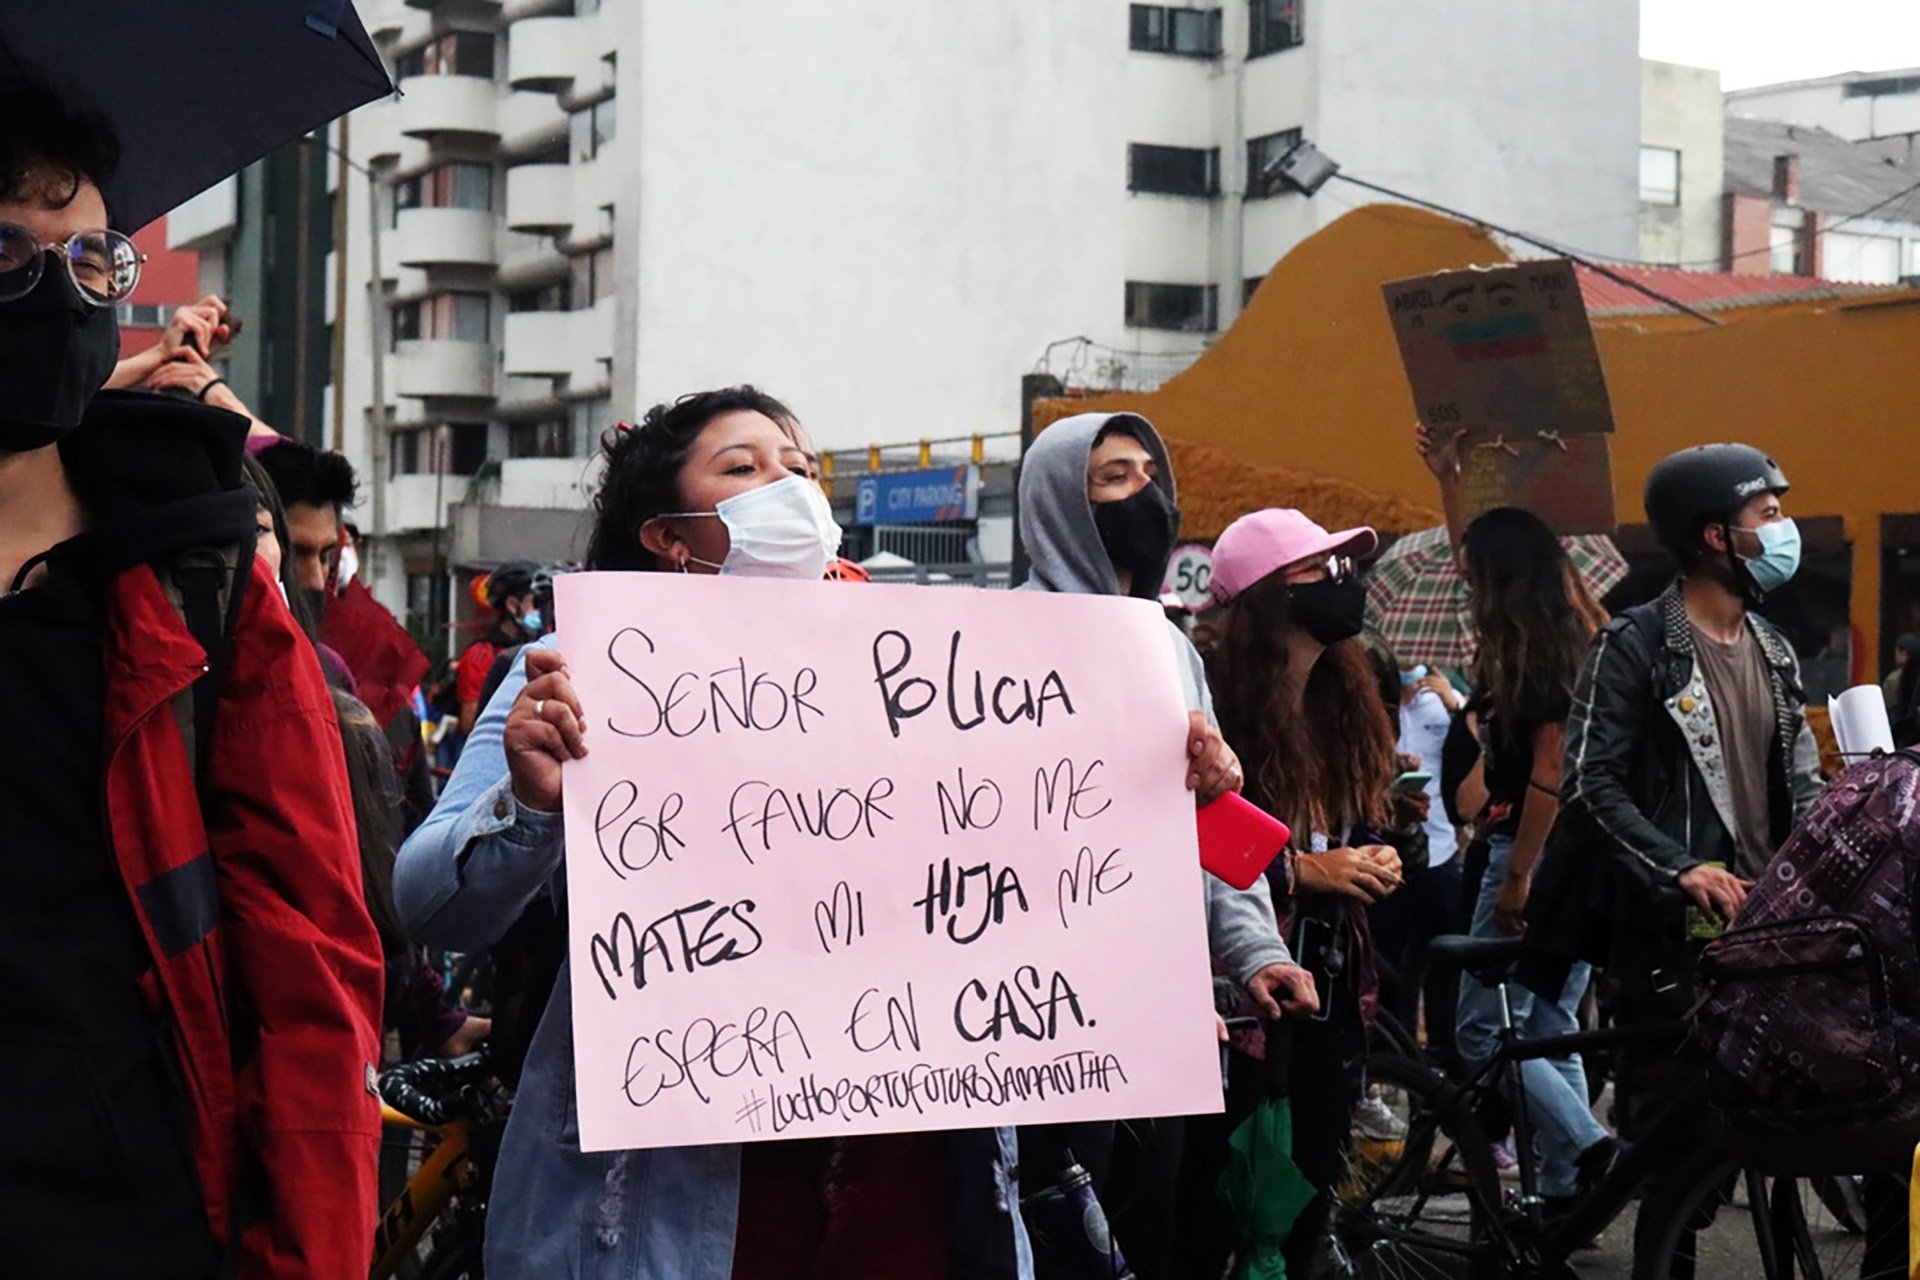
[1573,262,1901,316]
[1724,116,1920,221]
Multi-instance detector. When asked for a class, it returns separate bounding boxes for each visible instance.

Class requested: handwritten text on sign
[553,574,1221,1151]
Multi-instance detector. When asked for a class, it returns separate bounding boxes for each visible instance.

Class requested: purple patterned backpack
[1690,750,1920,1174]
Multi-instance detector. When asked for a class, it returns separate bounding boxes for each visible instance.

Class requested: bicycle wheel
[1334,1052,1504,1279]
[1632,1148,1905,1280]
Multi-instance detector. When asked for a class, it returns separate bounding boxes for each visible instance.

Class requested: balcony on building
[500,90,569,158]
[362,0,409,38]
[567,298,615,393]
[393,339,496,400]
[508,16,578,93]
[505,164,574,236]
[503,310,572,378]
[394,207,499,269]
[497,374,563,415]
[385,473,469,533]
[166,177,239,253]
[396,75,500,142]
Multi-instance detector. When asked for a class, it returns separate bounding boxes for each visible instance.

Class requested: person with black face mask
[1015,414,1315,1279]
[1196,508,1403,1276]
[0,77,384,1277]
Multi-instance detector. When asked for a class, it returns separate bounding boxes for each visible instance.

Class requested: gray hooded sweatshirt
[1017,411,1294,983]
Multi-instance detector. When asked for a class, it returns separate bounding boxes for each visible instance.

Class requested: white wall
[1311,0,1642,260]
[623,0,1127,452]
[1640,60,1725,267]
[1727,80,1920,142]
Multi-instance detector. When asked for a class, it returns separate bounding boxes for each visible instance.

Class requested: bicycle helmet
[1643,444,1789,559]
[485,560,540,611]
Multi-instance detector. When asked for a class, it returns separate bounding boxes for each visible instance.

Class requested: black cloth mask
[1093,483,1180,600]
[0,264,121,452]
[1289,575,1368,646]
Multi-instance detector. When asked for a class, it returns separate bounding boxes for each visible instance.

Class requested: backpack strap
[163,539,256,791]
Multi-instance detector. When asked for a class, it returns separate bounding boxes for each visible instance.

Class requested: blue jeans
[1454,834,1608,1197]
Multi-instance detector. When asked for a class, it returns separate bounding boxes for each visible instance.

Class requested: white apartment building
[172,0,1641,620]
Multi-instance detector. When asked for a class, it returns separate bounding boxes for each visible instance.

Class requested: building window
[1243,276,1265,306]
[391,292,492,348]
[1125,281,1218,331]
[446,423,491,475]
[391,427,423,477]
[573,0,601,13]
[507,281,572,313]
[1245,128,1304,198]
[1638,145,1681,206]
[392,423,493,476]
[571,97,616,162]
[392,163,493,222]
[1128,144,1220,197]
[114,301,170,328]
[1130,6,1223,56]
[509,418,573,458]
[1248,0,1303,57]
[568,396,615,448]
[568,246,616,307]
[1770,225,1803,275]
[393,31,495,80]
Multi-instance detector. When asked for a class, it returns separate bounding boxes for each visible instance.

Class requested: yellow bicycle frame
[369,1104,473,1280]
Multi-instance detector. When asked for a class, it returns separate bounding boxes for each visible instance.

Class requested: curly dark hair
[584,386,796,571]
[0,75,121,212]
[1200,573,1398,836]
[255,439,359,515]
[1461,507,1608,728]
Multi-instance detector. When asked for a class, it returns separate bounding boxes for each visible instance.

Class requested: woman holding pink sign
[396,390,1265,1279]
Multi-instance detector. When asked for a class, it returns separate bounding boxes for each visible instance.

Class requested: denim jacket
[393,638,1034,1279]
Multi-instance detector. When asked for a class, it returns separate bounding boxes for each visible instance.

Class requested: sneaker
[1353,1095,1407,1142]
[1492,1135,1518,1174]
[1574,1135,1627,1195]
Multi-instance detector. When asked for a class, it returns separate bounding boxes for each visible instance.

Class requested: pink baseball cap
[1209,509,1379,604]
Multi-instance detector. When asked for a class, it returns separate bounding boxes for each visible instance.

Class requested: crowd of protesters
[2,68,1892,1280]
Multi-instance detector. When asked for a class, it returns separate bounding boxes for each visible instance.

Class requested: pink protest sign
[553,573,1221,1152]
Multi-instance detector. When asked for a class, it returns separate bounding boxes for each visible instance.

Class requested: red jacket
[104,555,383,1277]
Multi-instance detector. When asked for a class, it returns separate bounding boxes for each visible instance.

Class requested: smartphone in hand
[1197,791,1291,890]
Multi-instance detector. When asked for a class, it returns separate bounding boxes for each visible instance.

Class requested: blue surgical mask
[1734,517,1801,594]
[520,608,545,636]
[1400,665,1429,686]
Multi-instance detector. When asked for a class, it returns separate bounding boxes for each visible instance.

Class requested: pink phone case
[1196,791,1292,890]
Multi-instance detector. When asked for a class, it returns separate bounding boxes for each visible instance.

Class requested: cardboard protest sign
[553,574,1221,1152]
[1382,259,1618,533]
[1453,432,1617,536]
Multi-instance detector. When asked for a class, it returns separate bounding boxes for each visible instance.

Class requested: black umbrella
[0,1,393,233]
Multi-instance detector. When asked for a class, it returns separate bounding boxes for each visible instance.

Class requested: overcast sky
[1642,0,1920,90]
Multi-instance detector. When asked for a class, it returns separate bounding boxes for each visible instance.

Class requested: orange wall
[1044,204,1920,660]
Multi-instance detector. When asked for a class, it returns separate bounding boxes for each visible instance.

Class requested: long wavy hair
[1461,507,1608,729]
[1200,572,1397,836]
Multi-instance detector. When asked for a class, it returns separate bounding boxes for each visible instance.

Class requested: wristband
[196,377,227,402]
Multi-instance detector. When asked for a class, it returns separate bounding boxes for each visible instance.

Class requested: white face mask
[669,474,843,581]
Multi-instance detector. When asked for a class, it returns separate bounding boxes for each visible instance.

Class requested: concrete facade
[1639,61,1724,267]
[1728,69,1920,142]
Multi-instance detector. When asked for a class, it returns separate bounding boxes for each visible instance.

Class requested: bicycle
[1330,933,1900,1279]
[371,1050,502,1280]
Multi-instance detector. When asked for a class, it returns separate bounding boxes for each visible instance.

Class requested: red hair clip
[614,420,636,433]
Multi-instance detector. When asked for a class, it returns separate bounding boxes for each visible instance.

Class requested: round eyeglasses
[0,223,145,307]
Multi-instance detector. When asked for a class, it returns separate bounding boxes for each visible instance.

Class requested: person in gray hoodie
[1015,410,1314,1278]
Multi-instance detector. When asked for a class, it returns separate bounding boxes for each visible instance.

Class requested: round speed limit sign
[1162,544,1214,611]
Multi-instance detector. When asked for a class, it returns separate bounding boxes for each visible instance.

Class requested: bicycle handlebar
[379,1049,489,1126]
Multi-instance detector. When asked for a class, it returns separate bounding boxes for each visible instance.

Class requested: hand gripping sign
[554,574,1221,1151]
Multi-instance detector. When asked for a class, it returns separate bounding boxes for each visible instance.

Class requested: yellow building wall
[1042,204,1920,663]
